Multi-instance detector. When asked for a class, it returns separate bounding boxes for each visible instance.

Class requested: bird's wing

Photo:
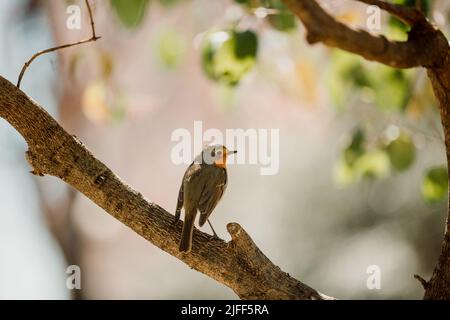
[174,181,184,222]
[174,162,202,221]
[198,169,227,227]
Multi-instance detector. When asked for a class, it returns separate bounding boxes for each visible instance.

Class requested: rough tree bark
[0,0,449,299]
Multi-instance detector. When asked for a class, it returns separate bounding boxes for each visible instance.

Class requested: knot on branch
[414,274,429,290]
[26,150,46,176]
[227,223,279,277]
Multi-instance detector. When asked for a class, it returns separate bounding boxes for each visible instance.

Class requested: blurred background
[0,0,448,299]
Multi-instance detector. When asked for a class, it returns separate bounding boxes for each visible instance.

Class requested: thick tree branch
[0,75,332,300]
[282,0,447,68]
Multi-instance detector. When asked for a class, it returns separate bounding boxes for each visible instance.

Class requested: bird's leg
[207,219,219,239]
[173,210,181,225]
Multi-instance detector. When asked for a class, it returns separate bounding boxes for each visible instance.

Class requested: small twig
[414,274,429,290]
[17,0,101,88]
[354,0,428,27]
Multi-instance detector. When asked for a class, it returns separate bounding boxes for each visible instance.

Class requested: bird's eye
[217,151,222,156]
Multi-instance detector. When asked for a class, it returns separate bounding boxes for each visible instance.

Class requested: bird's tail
[179,210,197,253]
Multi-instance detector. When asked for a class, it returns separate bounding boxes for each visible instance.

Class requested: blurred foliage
[111,0,150,28]
[335,127,390,185]
[385,132,415,172]
[82,80,127,124]
[335,126,419,185]
[265,0,297,31]
[327,51,411,112]
[389,0,430,35]
[159,0,179,6]
[201,30,258,86]
[157,29,187,69]
[422,166,448,204]
[234,0,296,31]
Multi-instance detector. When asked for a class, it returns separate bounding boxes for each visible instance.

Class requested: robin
[174,144,237,253]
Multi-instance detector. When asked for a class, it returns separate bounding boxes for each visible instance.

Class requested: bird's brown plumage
[174,145,233,253]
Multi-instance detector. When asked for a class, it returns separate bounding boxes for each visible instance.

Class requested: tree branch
[0,75,332,300]
[355,0,427,26]
[17,0,101,88]
[282,0,447,68]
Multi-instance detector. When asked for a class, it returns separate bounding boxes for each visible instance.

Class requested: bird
[174,144,237,253]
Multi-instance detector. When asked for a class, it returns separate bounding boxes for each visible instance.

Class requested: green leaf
[389,0,430,35]
[422,166,448,204]
[268,12,296,31]
[344,128,366,166]
[234,30,258,59]
[371,68,411,112]
[334,148,390,186]
[334,157,358,186]
[391,0,430,14]
[111,0,150,29]
[385,132,416,172]
[159,0,179,6]
[157,30,186,69]
[355,150,390,180]
[201,30,258,86]
[267,0,296,31]
[233,0,264,7]
[327,51,371,109]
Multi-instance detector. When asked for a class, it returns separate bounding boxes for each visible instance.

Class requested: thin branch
[17,0,101,88]
[0,75,333,300]
[85,0,97,39]
[414,274,429,290]
[354,0,427,26]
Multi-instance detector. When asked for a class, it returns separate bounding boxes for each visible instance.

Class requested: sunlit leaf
[335,149,390,185]
[159,0,179,6]
[82,81,128,124]
[334,158,357,186]
[201,29,258,86]
[422,166,448,204]
[385,131,416,172]
[110,92,128,123]
[327,51,411,112]
[267,0,296,31]
[327,51,370,109]
[69,52,83,80]
[355,150,391,179]
[344,127,365,166]
[82,81,109,124]
[233,0,262,7]
[111,0,150,29]
[157,29,186,69]
[371,68,411,112]
[100,52,114,79]
[335,128,389,185]
[234,30,258,59]
[389,0,430,36]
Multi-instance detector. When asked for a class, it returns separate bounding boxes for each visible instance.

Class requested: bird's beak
[228,150,237,155]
